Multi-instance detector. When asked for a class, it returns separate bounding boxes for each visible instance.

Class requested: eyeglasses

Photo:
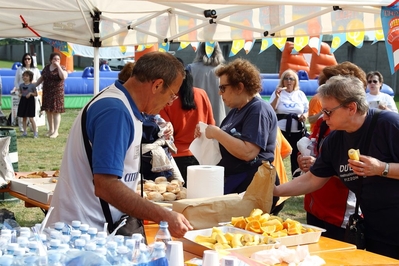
[167,86,179,102]
[368,80,378,84]
[283,77,295,81]
[321,104,343,117]
[24,58,31,61]
[218,84,231,93]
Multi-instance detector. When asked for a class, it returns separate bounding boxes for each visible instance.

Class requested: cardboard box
[26,183,56,204]
[10,178,53,195]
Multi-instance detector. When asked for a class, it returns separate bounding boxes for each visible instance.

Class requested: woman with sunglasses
[269,69,309,178]
[14,53,42,132]
[194,58,280,212]
[275,75,399,259]
[365,71,397,113]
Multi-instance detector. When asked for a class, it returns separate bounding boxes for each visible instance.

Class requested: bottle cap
[159,221,168,228]
[70,230,81,237]
[71,220,81,228]
[54,222,65,230]
[88,227,98,235]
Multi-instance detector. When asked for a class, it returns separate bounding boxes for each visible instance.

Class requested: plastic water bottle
[105,241,118,265]
[154,221,172,247]
[151,241,166,260]
[115,246,130,265]
[71,221,81,231]
[47,250,63,266]
[79,224,89,235]
[54,222,65,234]
[68,230,81,248]
[6,243,19,255]
[230,128,242,138]
[48,239,61,250]
[74,239,85,251]
[87,227,97,240]
[11,248,25,266]
[114,235,124,247]
[125,239,135,261]
[307,138,317,157]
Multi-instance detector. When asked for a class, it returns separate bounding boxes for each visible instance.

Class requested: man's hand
[164,211,193,238]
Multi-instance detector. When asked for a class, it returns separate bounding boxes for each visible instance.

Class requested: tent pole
[40,41,45,70]
[94,48,99,95]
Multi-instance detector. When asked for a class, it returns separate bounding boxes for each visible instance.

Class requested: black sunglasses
[368,80,378,84]
[321,104,343,117]
[283,77,295,81]
[24,58,31,60]
[218,84,231,93]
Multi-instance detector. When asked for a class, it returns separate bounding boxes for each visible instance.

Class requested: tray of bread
[17,170,59,183]
[137,176,187,203]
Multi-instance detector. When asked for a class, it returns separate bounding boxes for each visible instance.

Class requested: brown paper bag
[173,161,276,229]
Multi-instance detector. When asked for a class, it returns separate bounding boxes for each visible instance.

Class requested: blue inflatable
[0,65,394,97]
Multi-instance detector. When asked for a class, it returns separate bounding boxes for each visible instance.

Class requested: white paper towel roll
[186,165,224,199]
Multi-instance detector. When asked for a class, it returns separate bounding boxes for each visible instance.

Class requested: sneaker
[33,133,38,138]
[21,132,27,137]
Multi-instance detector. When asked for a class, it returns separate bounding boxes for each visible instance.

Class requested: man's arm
[93,174,192,238]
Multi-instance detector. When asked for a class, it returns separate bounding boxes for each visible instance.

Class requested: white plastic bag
[189,122,222,165]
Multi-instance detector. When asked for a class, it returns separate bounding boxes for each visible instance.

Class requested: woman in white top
[14,53,42,132]
[366,71,397,113]
[270,69,309,177]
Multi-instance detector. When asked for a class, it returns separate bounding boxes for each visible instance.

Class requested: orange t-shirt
[159,87,215,157]
[272,127,292,185]
[308,93,322,133]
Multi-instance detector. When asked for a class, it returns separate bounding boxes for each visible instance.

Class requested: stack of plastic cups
[166,241,184,266]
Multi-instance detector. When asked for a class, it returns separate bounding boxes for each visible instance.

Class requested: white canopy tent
[0,0,396,92]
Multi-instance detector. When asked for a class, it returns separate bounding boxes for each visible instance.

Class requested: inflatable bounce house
[258,41,394,99]
[0,41,393,109]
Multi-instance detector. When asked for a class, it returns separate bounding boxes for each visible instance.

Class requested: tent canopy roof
[0,0,394,47]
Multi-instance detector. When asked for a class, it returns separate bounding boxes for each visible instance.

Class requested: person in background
[270,127,292,215]
[118,62,183,183]
[35,52,68,139]
[17,70,38,138]
[365,71,398,113]
[275,75,399,259]
[297,61,367,241]
[307,92,322,134]
[194,58,280,210]
[14,52,42,132]
[269,69,309,178]
[47,52,192,237]
[160,59,215,184]
[187,42,227,126]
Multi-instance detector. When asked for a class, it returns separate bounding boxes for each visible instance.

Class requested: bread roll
[176,187,187,200]
[155,176,168,184]
[147,192,164,202]
[156,183,167,194]
[348,149,360,161]
[144,182,157,191]
[166,183,180,193]
[162,192,177,201]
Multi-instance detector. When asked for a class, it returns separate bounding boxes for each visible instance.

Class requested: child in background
[17,70,38,138]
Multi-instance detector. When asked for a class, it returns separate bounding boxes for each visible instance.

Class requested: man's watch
[382,163,390,177]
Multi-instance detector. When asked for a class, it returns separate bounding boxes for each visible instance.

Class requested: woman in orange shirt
[160,67,215,184]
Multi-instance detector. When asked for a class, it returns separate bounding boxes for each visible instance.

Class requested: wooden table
[145,224,399,265]
[8,190,50,210]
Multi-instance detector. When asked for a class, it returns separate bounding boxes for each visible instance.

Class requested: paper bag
[173,161,276,229]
